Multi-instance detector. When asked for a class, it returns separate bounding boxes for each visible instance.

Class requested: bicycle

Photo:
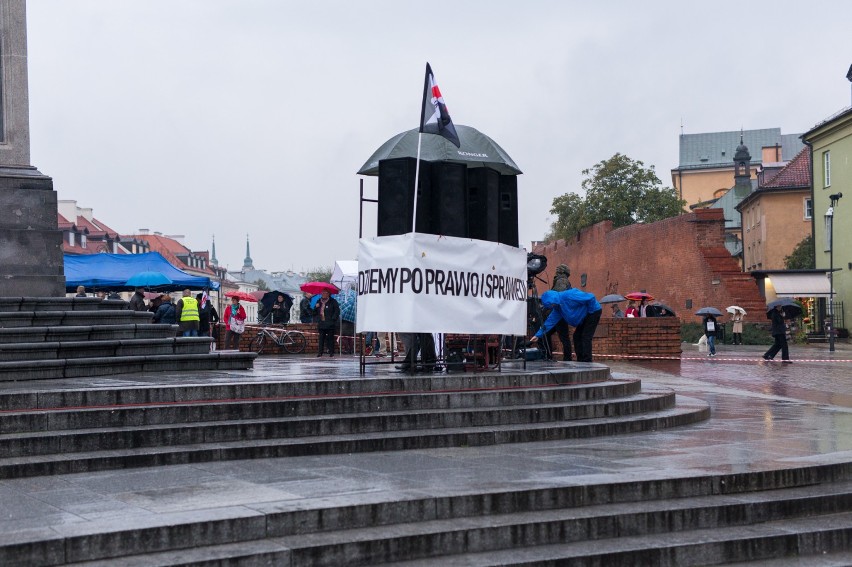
[252,324,307,354]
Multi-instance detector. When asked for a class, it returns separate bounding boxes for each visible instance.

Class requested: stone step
[1,465,848,566]
[378,516,852,566]
[0,297,127,312]
[0,310,153,328]
[0,379,642,433]
[0,324,181,343]
[0,365,615,410]
[0,398,708,479]
[0,337,212,361]
[72,539,292,566]
[0,389,675,457]
[0,351,255,382]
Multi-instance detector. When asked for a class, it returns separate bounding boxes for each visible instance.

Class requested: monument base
[0,166,65,296]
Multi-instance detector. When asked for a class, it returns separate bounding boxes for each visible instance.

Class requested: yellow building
[737,148,812,272]
[671,128,803,210]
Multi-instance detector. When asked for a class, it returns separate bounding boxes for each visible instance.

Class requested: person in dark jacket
[196,293,219,337]
[313,289,340,357]
[152,294,176,326]
[129,288,147,312]
[270,293,291,325]
[299,294,314,323]
[763,305,791,362]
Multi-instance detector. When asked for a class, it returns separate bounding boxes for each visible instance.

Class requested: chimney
[80,207,94,221]
[166,234,185,244]
[57,200,77,222]
[138,228,149,235]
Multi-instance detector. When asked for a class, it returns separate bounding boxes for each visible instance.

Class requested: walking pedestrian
[763,305,791,362]
[703,314,718,357]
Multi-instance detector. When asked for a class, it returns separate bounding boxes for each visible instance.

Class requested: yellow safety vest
[179,296,200,322]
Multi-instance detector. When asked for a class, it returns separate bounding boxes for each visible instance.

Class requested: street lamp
[825,192,842,352]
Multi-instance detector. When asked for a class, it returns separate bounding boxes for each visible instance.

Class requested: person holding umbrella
[313,288,340,357]
[703,313,719,357]
[763,303,793,363]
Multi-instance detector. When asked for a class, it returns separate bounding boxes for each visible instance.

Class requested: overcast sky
[26,1,852,274]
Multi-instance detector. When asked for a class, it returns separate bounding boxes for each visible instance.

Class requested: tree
[547,153,685,241]
[784,235,815,269]
[253,278,270,291]
[304,267,332,283]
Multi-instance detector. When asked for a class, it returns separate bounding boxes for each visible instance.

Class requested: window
[805,198,813,220]
[81,234,87,249]
[824,151,831,187]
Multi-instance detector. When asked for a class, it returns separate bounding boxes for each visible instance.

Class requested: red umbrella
[625,292,655,301]
[225,290,258,302]
[300,281,339,295]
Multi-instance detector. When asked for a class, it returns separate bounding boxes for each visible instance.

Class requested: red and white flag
[419,63,460,148]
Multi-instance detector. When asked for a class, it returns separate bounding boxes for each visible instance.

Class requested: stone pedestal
[0,166,65,296]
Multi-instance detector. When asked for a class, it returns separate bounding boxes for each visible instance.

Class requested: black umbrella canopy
[357,125,522,176]
[695,307,723,317]
[647,304,676,317]
[260,291,293,312]
[766,298,802,319]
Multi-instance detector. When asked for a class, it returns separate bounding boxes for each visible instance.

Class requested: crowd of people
[73,264,797,364]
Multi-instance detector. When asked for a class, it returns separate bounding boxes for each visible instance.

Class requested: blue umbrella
[125,271,173,288]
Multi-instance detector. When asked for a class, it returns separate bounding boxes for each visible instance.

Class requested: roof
[711,180,757,229]
[803,106,852,138]
[736,148,812,211]
[675,128,804,170]
[760,147,810,189]
[126,233,217,277]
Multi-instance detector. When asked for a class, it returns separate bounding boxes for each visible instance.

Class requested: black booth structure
[356,125,524,373]
[357,125,522,247]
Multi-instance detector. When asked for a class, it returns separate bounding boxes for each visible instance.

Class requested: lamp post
[826,192,843,352]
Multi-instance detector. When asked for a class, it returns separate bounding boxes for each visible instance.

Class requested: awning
[767,273,831,298]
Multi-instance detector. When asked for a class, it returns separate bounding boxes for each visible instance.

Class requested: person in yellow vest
[176,289,200,337]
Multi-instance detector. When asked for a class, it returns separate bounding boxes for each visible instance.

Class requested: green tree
[548,153,685,241]
[784,234,815,269]
[304,267,332,283]
[253,278,270,291]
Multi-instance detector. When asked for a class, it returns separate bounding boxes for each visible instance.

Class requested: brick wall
[534,209,766,323]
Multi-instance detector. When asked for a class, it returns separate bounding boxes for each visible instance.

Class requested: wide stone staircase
[0,296,255,381]
[0,356,849,564]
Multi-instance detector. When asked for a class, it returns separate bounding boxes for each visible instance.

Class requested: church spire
[243,234,254,270]
[210,234,218,266]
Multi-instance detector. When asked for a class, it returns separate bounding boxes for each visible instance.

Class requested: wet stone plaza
[0,342,850,565]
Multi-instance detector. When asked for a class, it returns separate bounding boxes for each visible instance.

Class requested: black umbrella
[695,307,723,316]
[357,125,522,176]
[766,298,802,319]
[599,294,626,304]
[260,291,294,321]
[646,303,676,317]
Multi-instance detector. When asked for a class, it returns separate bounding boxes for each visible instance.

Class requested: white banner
[356,233,528,335]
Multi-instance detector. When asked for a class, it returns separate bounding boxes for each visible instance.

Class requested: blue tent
[64,252,218,292]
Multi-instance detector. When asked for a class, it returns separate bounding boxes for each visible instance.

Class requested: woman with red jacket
[222,296,247,350]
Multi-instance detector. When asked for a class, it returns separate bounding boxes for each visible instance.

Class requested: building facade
[672,128,803,210]
[802,106,852,333]
[737,148,812,272]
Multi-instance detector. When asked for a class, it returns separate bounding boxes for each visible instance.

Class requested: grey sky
[26,1,852,274]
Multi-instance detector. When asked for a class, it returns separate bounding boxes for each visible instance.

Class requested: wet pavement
[0,342,850,540]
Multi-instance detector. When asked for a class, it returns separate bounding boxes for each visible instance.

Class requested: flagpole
[411,133,423,232]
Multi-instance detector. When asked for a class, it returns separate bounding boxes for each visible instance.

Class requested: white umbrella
[726,305,746,315]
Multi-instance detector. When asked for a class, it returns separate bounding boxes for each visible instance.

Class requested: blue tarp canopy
[64,252,218,292]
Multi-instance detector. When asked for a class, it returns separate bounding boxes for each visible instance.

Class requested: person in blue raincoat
[530,289,602,362]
